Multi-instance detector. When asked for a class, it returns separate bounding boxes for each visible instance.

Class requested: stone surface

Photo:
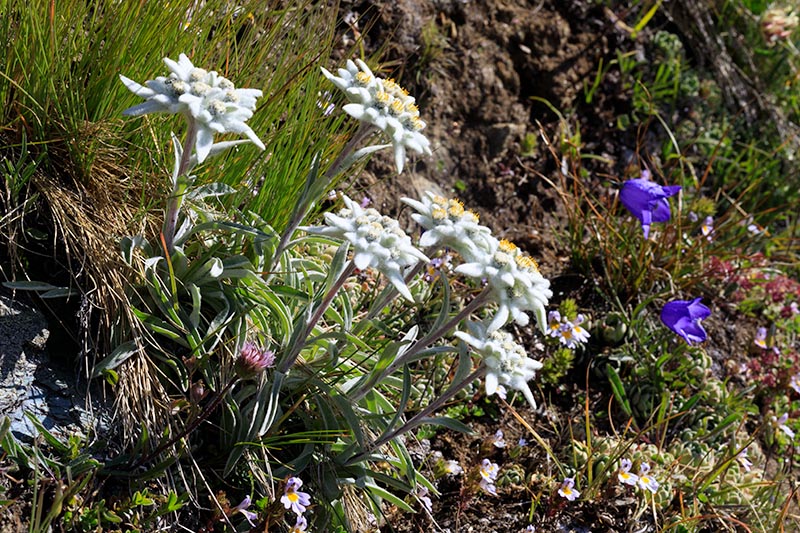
[0,292,107,441]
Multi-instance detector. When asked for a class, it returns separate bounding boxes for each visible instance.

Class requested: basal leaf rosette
[308,194,428,301]
[455,322,543,409]
[456,237,552,333]
[321,59,432,173]
[401,191,494,262]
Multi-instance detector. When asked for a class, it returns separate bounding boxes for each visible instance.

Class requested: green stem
[278,261,357,373]
[162,119,197,252]
[270,123,377,267]
[350,286,492,401]
[345,364,487,466]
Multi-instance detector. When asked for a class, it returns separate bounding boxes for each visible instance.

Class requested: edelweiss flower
[322,59,432,173]
[308,194,428,301]
[456,237,551,333]
[120,53,264,163]
[401,192,493,261]
[455,322,543,409]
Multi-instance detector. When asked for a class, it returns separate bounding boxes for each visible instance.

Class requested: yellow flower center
[499,239,517,253]
[375,91,390,106]
[432,207,447,220]
[356,71,373,85]
[447,199,465,217]
[515,255,539,272]
[287,491,299,503]
[390,99,405,115]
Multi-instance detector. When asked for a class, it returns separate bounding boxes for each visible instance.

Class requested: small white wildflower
[491,429,506,448]
[558,477,580,501]
[736,448,753,472]
[790,373,800,395]
[308,194,428,301]
[443,460,463,476]
[478,458,499,495]
[455,322,542,409]
[636,463,659,493]
[322,59,432,173]
[617,458,639,486]
[401,192,493,262]
[773,413,796,439]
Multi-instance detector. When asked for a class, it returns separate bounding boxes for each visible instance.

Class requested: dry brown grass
[3,119,173,442]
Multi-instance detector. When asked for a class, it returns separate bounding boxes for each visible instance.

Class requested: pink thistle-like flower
[235,341,276,379]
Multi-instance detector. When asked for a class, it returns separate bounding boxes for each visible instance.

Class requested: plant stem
[270,123,377,267]
[130,374,237,468]
[162,119,197,252]
[350,286,492,401]
[345,364,487,466]
[278,261,357,373]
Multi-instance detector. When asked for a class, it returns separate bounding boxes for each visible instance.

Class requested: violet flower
[619,178,681,238]
[660,298,711,345]
[280,477,312,515]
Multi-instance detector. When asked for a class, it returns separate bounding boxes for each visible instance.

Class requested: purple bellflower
[661,298,711,345]
[619,178,681,238]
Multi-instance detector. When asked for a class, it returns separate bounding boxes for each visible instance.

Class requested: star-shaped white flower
[455,237,551,333]
[322,60,432,173]
[401,192,494,261]
[454,322,543,409]
[120,53,264,163]
[309,195,428,301]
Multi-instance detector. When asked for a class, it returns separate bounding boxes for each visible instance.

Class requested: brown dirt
[330,1,666,531]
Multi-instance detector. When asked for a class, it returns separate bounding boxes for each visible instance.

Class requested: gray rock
[0,292,108,442]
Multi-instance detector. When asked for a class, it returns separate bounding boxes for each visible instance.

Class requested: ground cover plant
[1,0,800,532]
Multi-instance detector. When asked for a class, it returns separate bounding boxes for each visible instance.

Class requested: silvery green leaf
[120,235,149,265]
[92,341,138,377]
[188,283,201,329]
[188,140,252,167]
[2,281,58,291]
[144,256,163,271]
[186,182,236,201]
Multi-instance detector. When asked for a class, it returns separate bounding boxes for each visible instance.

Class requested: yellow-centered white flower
[120,53,264,163]
[455,237,551,333]
[401,191,494,262]
[454,322,543,409]
[321,59,432,173]
[309,194,428,301]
